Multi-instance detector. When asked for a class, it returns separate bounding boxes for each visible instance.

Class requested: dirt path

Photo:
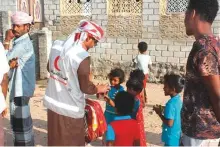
[4,80,170,146]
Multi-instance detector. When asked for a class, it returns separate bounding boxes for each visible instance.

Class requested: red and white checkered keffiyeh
[61,20,104,56]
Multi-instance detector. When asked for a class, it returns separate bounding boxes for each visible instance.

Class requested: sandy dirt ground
[3,80,174,146]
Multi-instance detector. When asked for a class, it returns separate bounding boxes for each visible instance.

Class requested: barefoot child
[126,76,147,146]
[153,73,184,146]
[105,91,140,146]
[103,68,125,124]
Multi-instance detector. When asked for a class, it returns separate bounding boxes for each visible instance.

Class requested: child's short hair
[115,91,135,115]
[108,68,125,83]
[164,73,185,93]
[129,69,145,83]
[126,78,143,92]
[138,42,148,53]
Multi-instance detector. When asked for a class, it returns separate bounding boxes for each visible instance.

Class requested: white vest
[44,41,89,118]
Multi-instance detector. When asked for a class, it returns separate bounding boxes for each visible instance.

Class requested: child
[129,69,146,107]
[104,68,125,124]
[153,73,184,146]
[133,42,152,105]
[105,91,140,146]
[126,77,147,146]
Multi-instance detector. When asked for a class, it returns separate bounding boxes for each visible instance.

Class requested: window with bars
[166,0,188,14]
[107,0,143,38]
[60,0,91,16]
[108,0,142,15]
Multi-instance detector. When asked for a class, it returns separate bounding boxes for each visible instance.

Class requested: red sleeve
[134,122,140,140]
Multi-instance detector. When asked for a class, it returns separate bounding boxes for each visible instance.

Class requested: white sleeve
[0,43,9,76]
[133,56,138,63]
[148,56,152,65]
[0,43,8,113]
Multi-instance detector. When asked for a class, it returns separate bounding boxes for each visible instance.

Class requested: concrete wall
[0,0,17,12]
[2,0,220,82]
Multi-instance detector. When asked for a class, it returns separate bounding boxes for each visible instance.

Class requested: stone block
[112,43,122,49]
[150,51,161,56]
[97,15,107,20]
[52,0,59,4]
[49,15,56,20]
[143,16,149,20]
[122,55,132,61]
[106,49,116,54]
[128,50,139,55]
[102,9,107,14]
[156,57,167,62]
[150,39,162,44]
[151,56,156,62]
[107,38,116,43]
[156,45,168,51]
[153,21,159,26]
[98,3,106,9]
[91,53,101,59]
[143,20,154,26]
[174,41,186,46]
[45,9,53,15]
[162,40,174,45]
[128,39,139,44]
[54,10,60,15]
[92,15,98,20]
[117,38,127,44]
[133,44,138,50]
[92,9,102,14]
[148,45,156,51]
[44,0,53,5]
[122,44,133,50]
[143,2,149,8]
[92,3,97,9]
[149,3,159,8]
[49,4,57,10]
[102,20,108,26]
[117,49,128,55]
[95,0,102,2]
[154,9,159,14]
[180,58,187,64]
[89,48,96,53]
[96,48,105,53]
[185,52,190,57]
[162,51,173,57]
[101,43,111,48]
[181,46,191,52]
[100,54,111,59]
[174,52,185,58]
[149,15,159,20]
[111,55,121,60]
[143,9,153,14]
[168,45,180,51]
[148,27,159,33]
[168,57,179,63]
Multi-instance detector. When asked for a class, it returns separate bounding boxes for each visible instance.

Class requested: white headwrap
[11,11,33,25]
[61,20,104,57]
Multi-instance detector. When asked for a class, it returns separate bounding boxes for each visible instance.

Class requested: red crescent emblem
[54,56,61,71]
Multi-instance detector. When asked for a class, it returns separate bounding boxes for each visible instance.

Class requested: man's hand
[5,29,14,41]
[96,84,110,94]
[9,58,18,69]
[1,108,7,118]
